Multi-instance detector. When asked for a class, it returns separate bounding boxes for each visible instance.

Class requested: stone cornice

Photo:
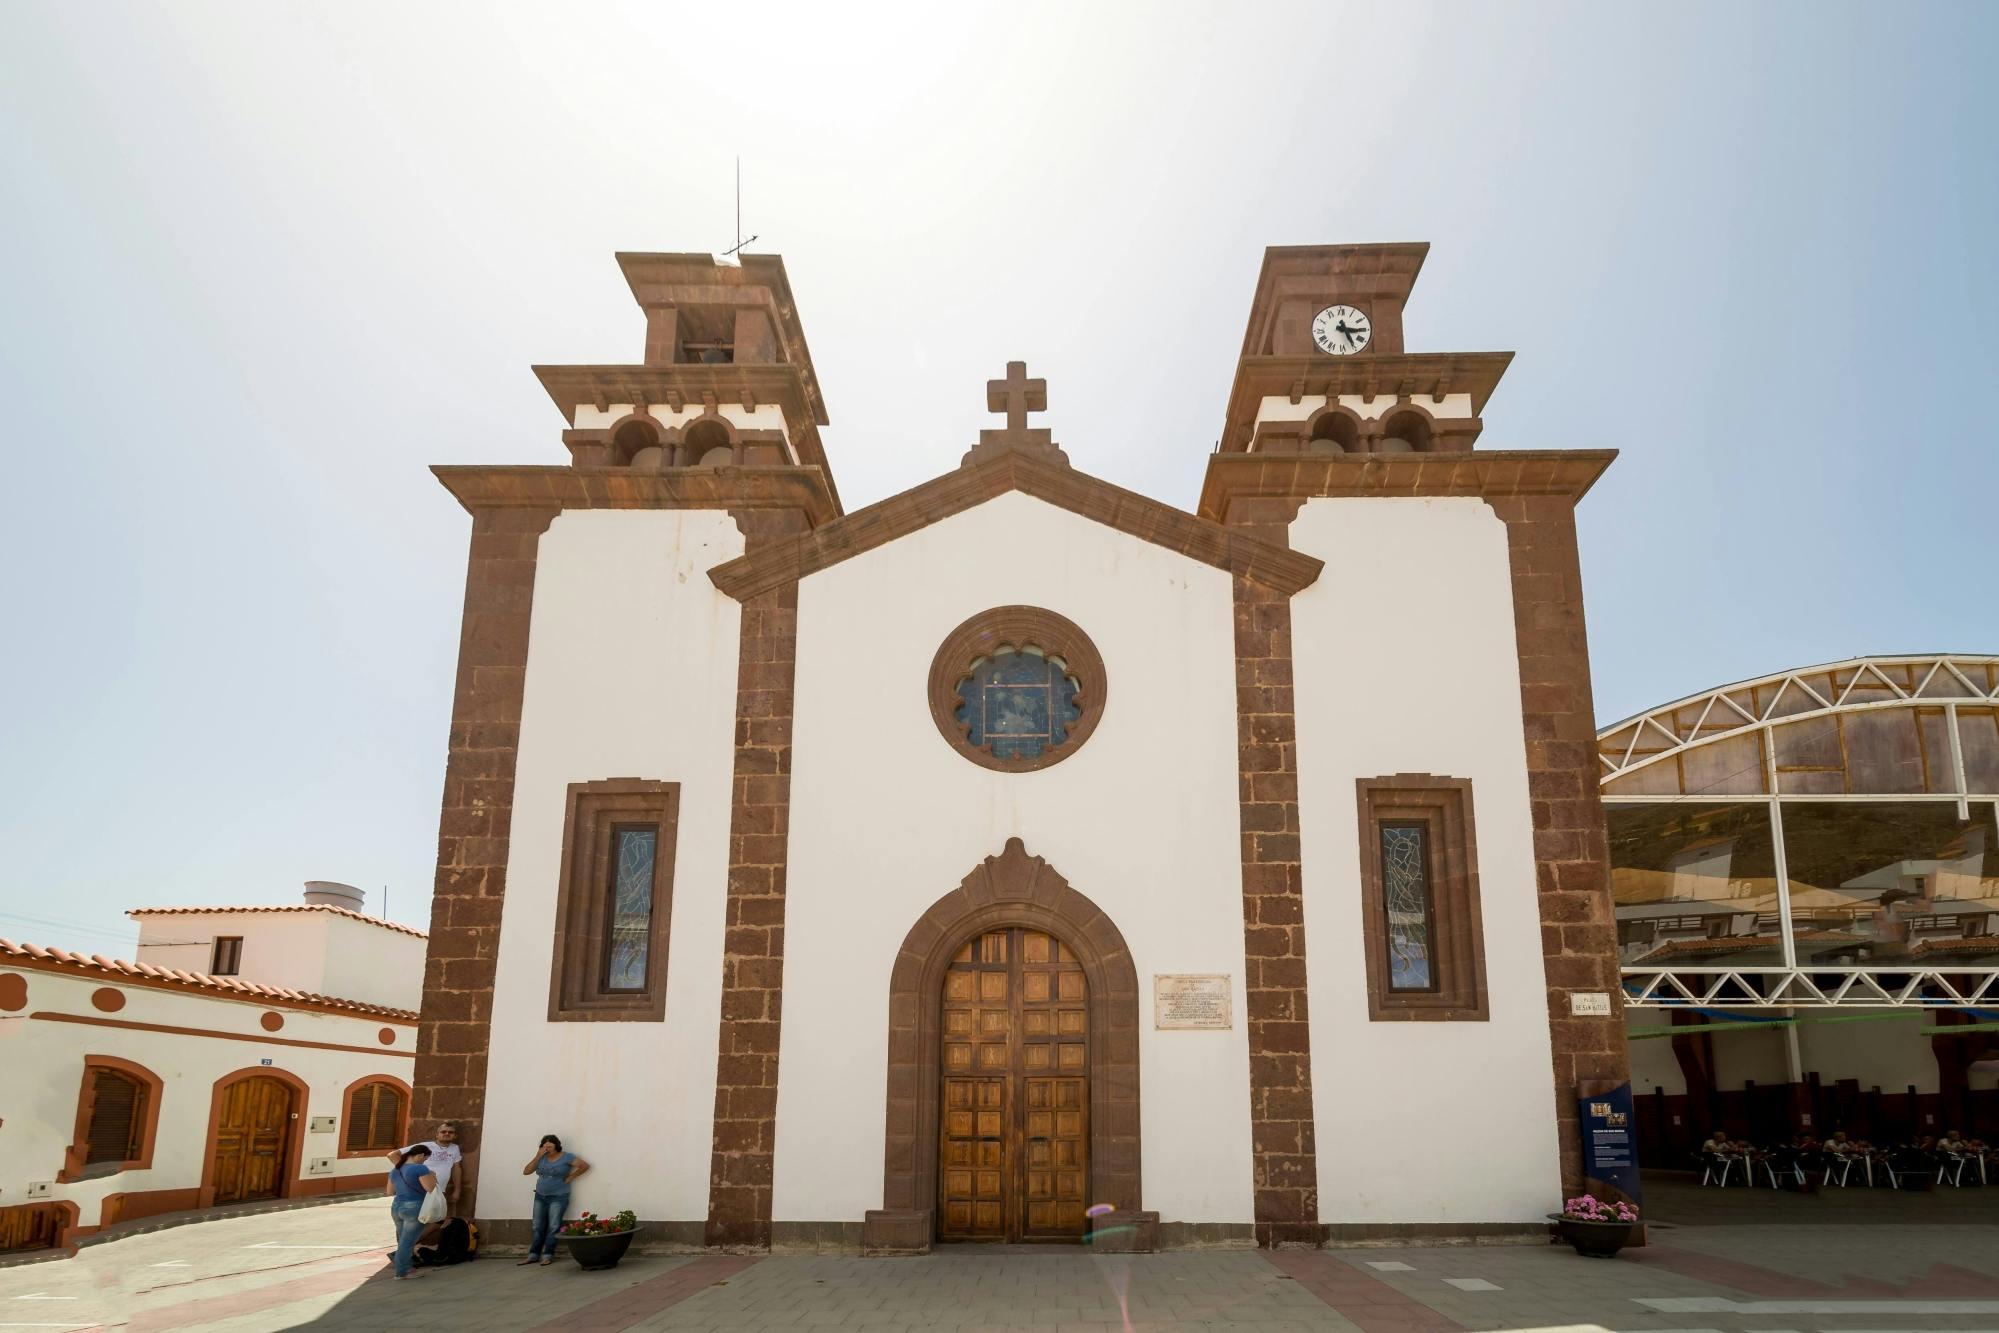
[432,464,840,528]
[533,363,831,427]
[1220,352,1515,452]
[708,446,1323,603]
[1198,449,1617,523]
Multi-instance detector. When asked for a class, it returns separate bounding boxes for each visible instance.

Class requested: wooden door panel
[938,927,1088,1243]
[212,1078,291,1206]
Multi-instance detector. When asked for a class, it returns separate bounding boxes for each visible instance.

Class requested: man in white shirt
[388,1121,464,1215]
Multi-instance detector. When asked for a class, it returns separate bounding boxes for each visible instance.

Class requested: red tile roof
[126,904,426,939]
[1631,937,1783,961]
[1909,936,1999,958]
[0,937,418,1022]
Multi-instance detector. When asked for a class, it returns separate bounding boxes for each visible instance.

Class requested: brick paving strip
[120,1254,386,1332]
[1265,1250,1466,1333]
[520,1255,760,1332]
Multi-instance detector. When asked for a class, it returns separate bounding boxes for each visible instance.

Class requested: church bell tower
[1217,243,1511,457]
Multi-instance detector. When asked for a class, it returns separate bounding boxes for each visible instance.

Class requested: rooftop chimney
[303,881,367,913]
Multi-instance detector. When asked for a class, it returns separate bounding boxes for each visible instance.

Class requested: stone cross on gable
[964,359,1070,467]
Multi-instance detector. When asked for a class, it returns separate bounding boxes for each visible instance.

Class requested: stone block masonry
[1231,571,1321,1247]
[705,508,808,1249]
[1492,494,1631,1195]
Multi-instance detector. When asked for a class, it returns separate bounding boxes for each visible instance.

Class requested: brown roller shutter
[344,1084,375,1153]
[85,1070,143,1165]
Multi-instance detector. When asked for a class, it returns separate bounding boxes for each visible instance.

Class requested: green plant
[559,1209,637,1236]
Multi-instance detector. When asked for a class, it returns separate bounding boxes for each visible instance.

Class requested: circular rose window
[928,606,1106,772]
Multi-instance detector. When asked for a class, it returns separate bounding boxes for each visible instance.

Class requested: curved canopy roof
[1597,655,1999,799]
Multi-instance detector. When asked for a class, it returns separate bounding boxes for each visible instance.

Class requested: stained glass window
[1380,823,1435,991]
[604,827,658,991]
[954,648,1082,762]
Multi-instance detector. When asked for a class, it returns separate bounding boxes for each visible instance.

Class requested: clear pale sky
[2,2,1993,956]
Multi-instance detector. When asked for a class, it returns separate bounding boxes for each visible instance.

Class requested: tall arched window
[341,1078,408,1156]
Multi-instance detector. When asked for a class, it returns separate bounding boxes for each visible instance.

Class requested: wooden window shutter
[85,1070,143,1165]
[345,1084,377,1153]
[378,1084,404,1150]
[344,1083,404,1152]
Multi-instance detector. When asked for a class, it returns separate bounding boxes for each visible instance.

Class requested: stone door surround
[862,838,1157,1254]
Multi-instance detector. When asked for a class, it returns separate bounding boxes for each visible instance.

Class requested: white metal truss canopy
[1599,655,1999,1009]
[1620,968,1998,1010]
[1600,654,1999,786]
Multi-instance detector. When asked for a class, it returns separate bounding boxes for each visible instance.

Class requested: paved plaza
[2,1191,1996,1332]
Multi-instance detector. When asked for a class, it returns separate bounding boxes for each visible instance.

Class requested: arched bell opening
[1378,407,1434,454]
[609,416,665,469]
[685,418,736,467]
[1305,408,1361,455]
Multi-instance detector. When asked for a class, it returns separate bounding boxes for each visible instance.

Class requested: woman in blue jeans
[519,1134,592,1266]
[387,1144,437,1279]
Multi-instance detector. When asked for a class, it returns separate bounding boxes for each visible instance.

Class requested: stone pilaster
[705,509,807,1249]
[1231,571,1321,1247]
[411,505,556,1218]
[1492,495,1631,1195]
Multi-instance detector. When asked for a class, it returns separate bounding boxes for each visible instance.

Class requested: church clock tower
[1217,242,1509,456]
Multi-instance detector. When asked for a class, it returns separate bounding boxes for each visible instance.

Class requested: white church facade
[413,244,1633,1251]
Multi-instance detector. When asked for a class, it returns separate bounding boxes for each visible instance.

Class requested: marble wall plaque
[1153,974,1232,1030]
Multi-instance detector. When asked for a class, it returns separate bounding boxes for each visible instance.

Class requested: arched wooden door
[939,927,1088,1242]
[212,1076,294,1204]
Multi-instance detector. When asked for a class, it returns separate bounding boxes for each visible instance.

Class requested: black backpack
[413,1217,479,1266]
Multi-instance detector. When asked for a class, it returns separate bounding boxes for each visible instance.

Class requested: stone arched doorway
[862,838,1156,1253]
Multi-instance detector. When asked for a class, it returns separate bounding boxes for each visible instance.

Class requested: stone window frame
[1354,775,1489,1022]
[547,779,680,1022]
[927,606,1107,774]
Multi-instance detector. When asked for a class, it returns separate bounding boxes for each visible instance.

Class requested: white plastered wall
[1625,1011,1687,1096]
[772,491,1255,1226]
[0,965,414,1229]
[1289,496,1562,1224]
[132,912,422,1012]
[135,913,332,996]
[317,917,425,1013]
[1797,1011,1938,1094]
[481,508,745,1223]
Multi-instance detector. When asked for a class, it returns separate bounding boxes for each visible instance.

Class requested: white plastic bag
[418,1187,447,1225]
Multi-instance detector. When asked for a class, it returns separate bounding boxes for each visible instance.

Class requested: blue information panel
[1577,1081,1642,1204]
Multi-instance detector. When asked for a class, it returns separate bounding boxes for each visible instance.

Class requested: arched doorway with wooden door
[940,925,1090,1242]
[863,838,1156,1254]
[200,1068,309,1207]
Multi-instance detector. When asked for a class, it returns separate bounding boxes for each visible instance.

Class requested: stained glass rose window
[929,608,1105,771]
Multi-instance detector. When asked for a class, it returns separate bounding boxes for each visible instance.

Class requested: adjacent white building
[0,885,420,1256]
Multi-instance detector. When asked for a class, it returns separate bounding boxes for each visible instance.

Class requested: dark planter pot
[559,1227,639,1270]
[1547,1214,1634,1259]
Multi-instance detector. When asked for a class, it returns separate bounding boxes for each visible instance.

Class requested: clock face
[1312,304,1372,356]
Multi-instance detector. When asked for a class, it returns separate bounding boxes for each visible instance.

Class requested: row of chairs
[1698,1146,1990,1189]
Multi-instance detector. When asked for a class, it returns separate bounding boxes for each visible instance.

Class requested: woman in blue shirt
[388,1144,437,1279]
[519,1134,591,1266]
